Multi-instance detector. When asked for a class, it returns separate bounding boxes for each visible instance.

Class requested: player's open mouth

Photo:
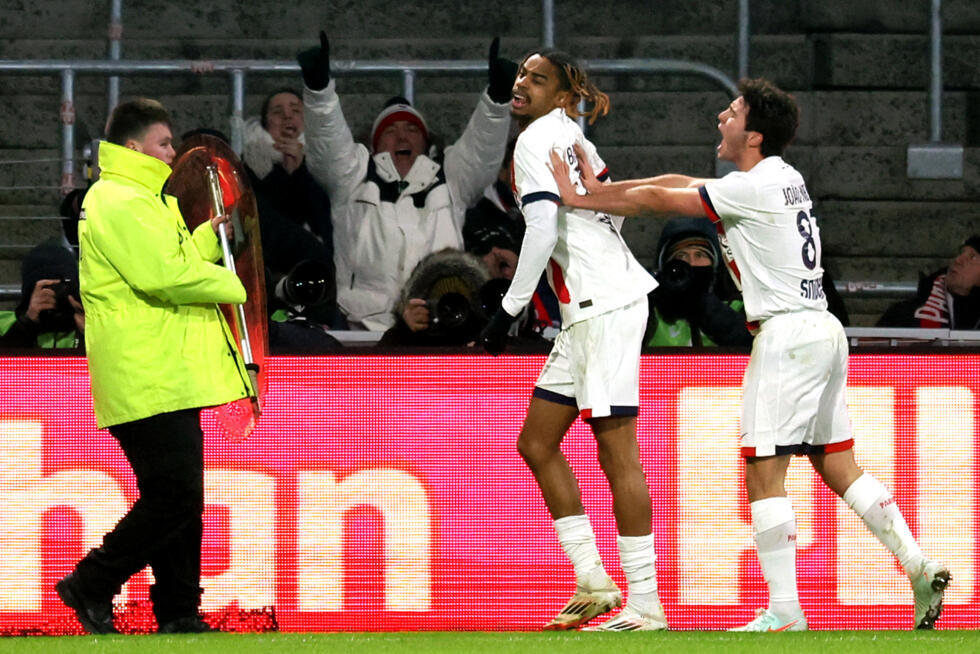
[395,149,411,157]
[511,93,529,109]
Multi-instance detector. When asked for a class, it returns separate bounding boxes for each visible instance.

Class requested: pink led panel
[0,354,975,633]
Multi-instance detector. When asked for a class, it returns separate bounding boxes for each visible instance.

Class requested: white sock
[751,497,802,620]
[843,473,923,575]
[554,514,606,587]
[617,534,661,616]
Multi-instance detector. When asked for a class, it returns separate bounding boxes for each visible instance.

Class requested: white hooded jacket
[303,79,511,330]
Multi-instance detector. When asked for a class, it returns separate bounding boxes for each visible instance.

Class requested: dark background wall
[1,0,978,324]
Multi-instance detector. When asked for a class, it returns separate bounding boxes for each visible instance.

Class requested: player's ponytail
[536,49,610,125]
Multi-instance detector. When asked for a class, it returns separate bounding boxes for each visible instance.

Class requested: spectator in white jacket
[299,32,516,330]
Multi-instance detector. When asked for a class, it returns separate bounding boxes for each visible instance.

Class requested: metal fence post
[230,69,245,156]
[60,68,76,195]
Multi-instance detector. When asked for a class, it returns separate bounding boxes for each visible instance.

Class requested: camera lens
[478,278,510,317]
[432,292,469,329]
[279,259,331,306]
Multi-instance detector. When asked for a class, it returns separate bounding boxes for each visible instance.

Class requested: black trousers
[75,407,205,624]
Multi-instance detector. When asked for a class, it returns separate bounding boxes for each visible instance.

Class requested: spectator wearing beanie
[298,31,516,331]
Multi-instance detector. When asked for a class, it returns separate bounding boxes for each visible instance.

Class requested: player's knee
[516,432,557,467]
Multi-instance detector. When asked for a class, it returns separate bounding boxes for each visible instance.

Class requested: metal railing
[0,56,739,195]
[845,327,980,346]
[0,280,921,305]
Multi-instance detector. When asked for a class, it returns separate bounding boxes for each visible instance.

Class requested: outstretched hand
[546,149,580,206]
[571,143,601,193]
[297,31,330,91]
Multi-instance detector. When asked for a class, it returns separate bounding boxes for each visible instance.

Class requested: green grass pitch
[0,631,977,654]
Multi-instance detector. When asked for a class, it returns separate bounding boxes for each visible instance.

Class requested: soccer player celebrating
[480,50,665,631]
[547,77,950,632]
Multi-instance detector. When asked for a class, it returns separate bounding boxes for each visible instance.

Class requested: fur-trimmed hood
[396,248,490,316]
[242,116,306,180]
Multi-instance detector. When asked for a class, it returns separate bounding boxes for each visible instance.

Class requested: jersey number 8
[796,210,818,270]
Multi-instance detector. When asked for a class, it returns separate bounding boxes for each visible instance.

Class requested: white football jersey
[699,156,828,323]
[502,108,656,326]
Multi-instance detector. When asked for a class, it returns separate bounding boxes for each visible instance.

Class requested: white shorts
[740,310,854,457]
[533,298,647,419]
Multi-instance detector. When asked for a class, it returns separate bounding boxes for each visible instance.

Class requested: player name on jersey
[782,183,811,206]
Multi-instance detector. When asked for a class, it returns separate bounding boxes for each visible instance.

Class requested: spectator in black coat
[242,89,338,326]
[877,234,980,329]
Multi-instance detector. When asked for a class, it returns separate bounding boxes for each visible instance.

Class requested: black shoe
[55,573,119,635]
[158,616,215,634]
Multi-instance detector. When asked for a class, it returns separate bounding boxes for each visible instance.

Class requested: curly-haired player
[480,49,666,632]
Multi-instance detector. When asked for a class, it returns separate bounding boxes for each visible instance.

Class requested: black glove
[480,306,518,354]
[297,31,330,91]
[692,293,754,347]
[487,37,518,104]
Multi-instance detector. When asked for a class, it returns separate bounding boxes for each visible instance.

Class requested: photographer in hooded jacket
[378,247,503,347]
[0,240,84,350]
[645,217,753,348]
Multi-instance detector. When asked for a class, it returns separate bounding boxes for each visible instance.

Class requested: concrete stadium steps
[0,1,782,41]
[799,0,980,33]
[811,34,980,88]
[0,206,64,310]
[0,148,63,191]
[0,214,64,250]
[791,146,980,201]
[7,30,979,95]
[7,0,975,42]
[0,145,64,208]
[818,200,980,258]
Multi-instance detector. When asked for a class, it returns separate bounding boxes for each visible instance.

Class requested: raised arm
[299,33,370,207]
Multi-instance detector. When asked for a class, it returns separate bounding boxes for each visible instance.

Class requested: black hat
[464,221,518,256]
[656,217,722,270]
[963,234,980,254]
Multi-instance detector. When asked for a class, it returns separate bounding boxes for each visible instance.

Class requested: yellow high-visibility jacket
[79,141,253,428]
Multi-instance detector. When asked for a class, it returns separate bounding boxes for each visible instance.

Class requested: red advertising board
[0,354,976,633]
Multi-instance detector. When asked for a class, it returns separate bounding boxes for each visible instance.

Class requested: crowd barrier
[0,352,976,633]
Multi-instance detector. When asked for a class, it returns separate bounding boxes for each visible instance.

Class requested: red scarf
[913,274,950,327]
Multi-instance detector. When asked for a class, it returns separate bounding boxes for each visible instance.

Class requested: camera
[656,259,713,296]
[275,259,334,308]
[426,291,470,330]
[425,278,511,336]
[39,278,80,330]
